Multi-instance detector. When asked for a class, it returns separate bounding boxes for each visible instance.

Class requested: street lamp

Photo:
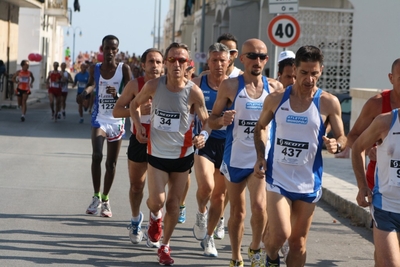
[66,27,82,69]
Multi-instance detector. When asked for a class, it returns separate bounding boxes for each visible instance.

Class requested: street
[0,89,374,266]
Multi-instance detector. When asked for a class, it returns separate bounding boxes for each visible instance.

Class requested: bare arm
[191,84,210,149]
[30,72,35,86]
[129,78,157,143]
[12,71,19,83]
[351,112,391,207]
[209,78,236,130]
[321,92,347,154]
[113,79,138,118]
[254,91,283,178]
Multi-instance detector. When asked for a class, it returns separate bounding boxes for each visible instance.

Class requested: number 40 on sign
[267,14,300,47]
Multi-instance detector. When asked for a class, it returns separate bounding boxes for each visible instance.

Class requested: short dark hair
[294,45,324,67]
[102,35,119,47]
[21,60,29,66]
[278,58,295,75]
[164,42,190,59]
[217,33,238,49]
[141,48,163,63]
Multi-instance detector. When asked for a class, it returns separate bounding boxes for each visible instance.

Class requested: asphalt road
[0,90,374,266]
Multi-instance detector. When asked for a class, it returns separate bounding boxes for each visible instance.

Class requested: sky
[63,0,170,58]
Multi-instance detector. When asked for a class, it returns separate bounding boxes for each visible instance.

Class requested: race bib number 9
[154,108,180,132]
[389,159,400,187]
[237,119,257,141]
[276,138,309,165]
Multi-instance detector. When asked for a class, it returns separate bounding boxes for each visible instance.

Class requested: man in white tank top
[130,42,210,266]
[79,35,132,218]
[352,108,400,267]
[254,45,346,267]
[209,38,282,267]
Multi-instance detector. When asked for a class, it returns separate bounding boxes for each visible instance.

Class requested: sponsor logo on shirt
[246,102,262,110]
[286,115,308,125]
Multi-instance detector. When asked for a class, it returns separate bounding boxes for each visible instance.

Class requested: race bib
[20,77,29,83]
[153,108,180,132]
[276,138,309,165]
[78,82,87,88]
[50,82,59,88]
[236,119,257,141]
[389,159,400,187]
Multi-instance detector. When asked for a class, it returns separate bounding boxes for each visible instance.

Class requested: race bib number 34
[154,109,180,132]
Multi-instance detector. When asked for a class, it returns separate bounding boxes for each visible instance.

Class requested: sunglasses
[245,53,268,60]
[229,49,238,55]
[167,57,188,64]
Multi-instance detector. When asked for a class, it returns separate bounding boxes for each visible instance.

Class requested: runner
[12,59,34,122]
[60,62,73,119]
[46,61,62,122]
[73,62,90,123]
[130,42,209,265]
[80,35,132,217]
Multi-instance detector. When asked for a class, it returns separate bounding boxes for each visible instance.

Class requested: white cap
[278,50,295,63]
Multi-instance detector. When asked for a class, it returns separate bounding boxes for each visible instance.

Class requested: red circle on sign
[268,14,300,47]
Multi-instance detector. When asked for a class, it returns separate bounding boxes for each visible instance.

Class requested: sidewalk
[321,152,371,228]
[0,88,47,109]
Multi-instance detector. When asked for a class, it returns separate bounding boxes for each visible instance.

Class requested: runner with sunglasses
[217,33,243,78]
[130,42,210,266]
[209,38,283,267]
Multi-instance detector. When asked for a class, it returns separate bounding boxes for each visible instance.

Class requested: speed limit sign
[267,14,300,47]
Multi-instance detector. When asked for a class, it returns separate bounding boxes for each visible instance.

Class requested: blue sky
[63,0,169,57]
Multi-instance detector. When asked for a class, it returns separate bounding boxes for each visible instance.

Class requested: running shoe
[280,240,289,263]
[127,212,144,244]
[62,111,66,119]
[79,118,84,124]
[145,211,162,248]
[266,255,280,267]
[86,196,101,215]
[213,217,225,239]
[100,200,112,217]
[178,205,186,224]
[200,235,218,257]
[248,247,266,267]
[57,113,61,119]
[193,210,207,240]
[230,260,244,267]
[21,116,25,122]
[157,245,174,266]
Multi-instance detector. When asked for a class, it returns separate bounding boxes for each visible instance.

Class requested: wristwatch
[335,143,342,154]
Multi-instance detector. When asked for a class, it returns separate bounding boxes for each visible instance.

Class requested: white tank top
[373,108,400,213]
[266,86,325,194]
[223,75,270,169]
[148,76,195,159]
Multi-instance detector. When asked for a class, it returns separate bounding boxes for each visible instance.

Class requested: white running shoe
[213,217,225,239]
[86,196,101,215]
[200,235,218,257]
[128,211,144,244]
[280,240,289,263]
[193,210,207,240]
[100,200,112,217]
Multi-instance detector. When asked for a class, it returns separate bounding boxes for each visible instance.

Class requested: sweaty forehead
[242,42,267,54]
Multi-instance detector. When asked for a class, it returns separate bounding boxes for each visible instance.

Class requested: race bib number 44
[237,119,257,140]
[389,159,400,187]
[154,109,180,132]
[276,138,309,165]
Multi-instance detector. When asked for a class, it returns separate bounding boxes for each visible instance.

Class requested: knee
[165,199,180,216]
[230,205,246,223]
[197,182,212,198]
[251,201,266,215]
[130,182,145,194]
[105,160,117,172]
[288,237,307,254]
[92,152,103,164]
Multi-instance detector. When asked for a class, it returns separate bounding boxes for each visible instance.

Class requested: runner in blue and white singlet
[91,62,125,140]
[220,75,270,183]
[266,85,325,194]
